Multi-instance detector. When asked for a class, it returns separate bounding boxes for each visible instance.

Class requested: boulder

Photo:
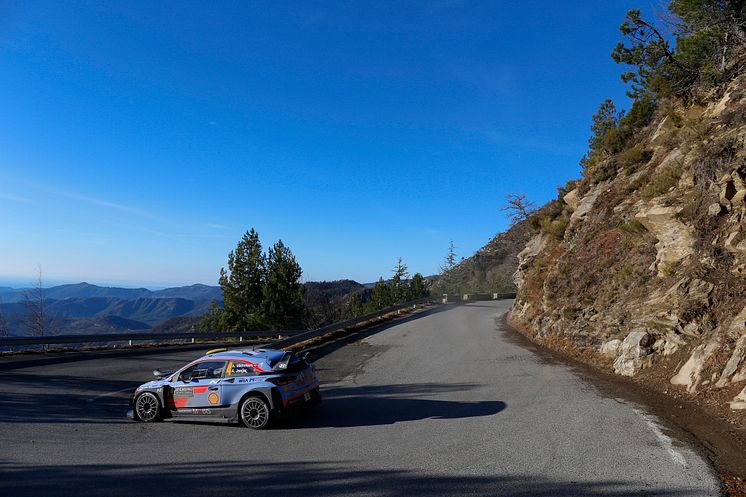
[635,205,697,276]
[570,183,606,226]
[513,233,548,291]
[613,331,653,376]
[563,189,580,212]
[708,203,723,216]
[670,340,720,393]
[663,333,687,356]
[599,339,621,357]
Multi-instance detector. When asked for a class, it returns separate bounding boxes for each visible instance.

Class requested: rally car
[128,348,320,429]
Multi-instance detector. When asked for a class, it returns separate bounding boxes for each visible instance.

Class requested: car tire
[134,392,162,422]
[239,394,272,429]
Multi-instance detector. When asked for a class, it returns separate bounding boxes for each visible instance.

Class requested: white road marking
[633,408,687,467]
[86,387,134,403]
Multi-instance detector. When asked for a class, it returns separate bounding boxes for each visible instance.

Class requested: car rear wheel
[134,392,162,422]
[239,395,271,429]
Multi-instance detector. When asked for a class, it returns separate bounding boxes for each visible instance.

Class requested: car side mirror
[153,369,169,378]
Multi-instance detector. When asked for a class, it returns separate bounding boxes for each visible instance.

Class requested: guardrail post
[128,339,132,346]
[239,336,243,342]
[191,338,195,344]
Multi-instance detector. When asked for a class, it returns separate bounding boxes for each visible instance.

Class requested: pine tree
[198,299,228,332]
[368,277,392,311]
[343,292,364,319]
[408,272,428,299]
[440,240,457,274]
[588,99,620,154]
[219,228,266,331]
[439,240,458,294]
[390,257,409,303]
[262,240,304,330]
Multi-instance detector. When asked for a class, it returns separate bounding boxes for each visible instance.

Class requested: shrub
[641,164,683,200]
[618,219,647,234]
[617,146,653,168]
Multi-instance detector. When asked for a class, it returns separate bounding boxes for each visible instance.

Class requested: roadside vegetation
[200,229,430,332]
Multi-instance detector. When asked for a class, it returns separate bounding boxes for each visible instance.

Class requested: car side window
[227,361,257,377]
[179,361,226,381]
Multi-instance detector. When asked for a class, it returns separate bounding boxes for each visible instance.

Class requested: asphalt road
[0,301,721,496]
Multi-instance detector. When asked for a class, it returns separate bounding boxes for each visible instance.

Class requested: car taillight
[267,376,296,386]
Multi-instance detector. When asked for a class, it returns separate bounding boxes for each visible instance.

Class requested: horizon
[1,2,658,286]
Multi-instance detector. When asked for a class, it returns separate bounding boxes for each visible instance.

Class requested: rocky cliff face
[510,72,746,414]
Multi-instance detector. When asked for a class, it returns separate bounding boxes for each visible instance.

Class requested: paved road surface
[0,301,720,496]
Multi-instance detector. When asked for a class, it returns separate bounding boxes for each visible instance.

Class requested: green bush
[641,164,683,200]
[618,218,647,234]
[618,146,653,168]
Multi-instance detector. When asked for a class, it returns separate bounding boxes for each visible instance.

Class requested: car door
[221,360,259,406]
[166,360,226,410]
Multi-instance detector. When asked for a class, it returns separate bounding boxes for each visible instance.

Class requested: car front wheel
[134,392,162,422]
[239,395,271,429]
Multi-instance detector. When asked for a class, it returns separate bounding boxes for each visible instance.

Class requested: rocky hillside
[432,222,529,295]
[510,68,746,415]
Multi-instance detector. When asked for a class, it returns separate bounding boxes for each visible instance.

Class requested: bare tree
[0,296,8,337]
[22,266,48,338]
[501,193,536,226]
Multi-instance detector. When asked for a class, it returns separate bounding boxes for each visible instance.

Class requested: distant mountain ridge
[0,282,221,303]
[0,282,221,337]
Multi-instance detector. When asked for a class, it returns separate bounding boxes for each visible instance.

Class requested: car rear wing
[270,351,310,372]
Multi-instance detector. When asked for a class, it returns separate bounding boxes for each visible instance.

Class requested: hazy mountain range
[0,282,221,336]
[0,280,372,336]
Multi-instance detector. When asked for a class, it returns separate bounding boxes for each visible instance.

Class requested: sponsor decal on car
[173,386,193,397]
[208,392,219,405]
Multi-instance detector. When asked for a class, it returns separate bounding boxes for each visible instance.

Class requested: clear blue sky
[0,1,658,288]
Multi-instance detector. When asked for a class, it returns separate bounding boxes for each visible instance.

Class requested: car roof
[196,348,286,364]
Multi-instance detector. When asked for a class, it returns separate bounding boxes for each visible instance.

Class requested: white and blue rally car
[128,348,320,429]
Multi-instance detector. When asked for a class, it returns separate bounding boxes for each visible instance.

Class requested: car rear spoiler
[270,351,310,372]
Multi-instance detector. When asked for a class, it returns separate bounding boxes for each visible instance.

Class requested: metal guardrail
[0,296,441,349]
[271,295,440,349]
[0,330,306,347]
[0,293,515,351]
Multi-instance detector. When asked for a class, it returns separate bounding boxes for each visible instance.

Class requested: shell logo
[207,392,219,405]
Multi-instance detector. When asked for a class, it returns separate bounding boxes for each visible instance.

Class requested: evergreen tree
[588,99,620,154]
[343,292,364,319]
[219,228,266,331]
[262,240,304,330]
[611,3,746,98]
[408,272,428,299]
[439,240,458,294]
[390,257,409,303]
[198,299,228,332]
[367,277,392,311]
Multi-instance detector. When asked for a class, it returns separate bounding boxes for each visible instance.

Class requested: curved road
[0,301,720,496]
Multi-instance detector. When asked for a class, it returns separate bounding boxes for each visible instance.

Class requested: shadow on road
[286,382,505,429]
[0,373,136,424]
[0,460,705,497]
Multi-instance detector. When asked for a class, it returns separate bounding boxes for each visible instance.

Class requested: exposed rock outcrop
[670,340,721,393]
[635,205,696,276]
[507,71,746,412]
